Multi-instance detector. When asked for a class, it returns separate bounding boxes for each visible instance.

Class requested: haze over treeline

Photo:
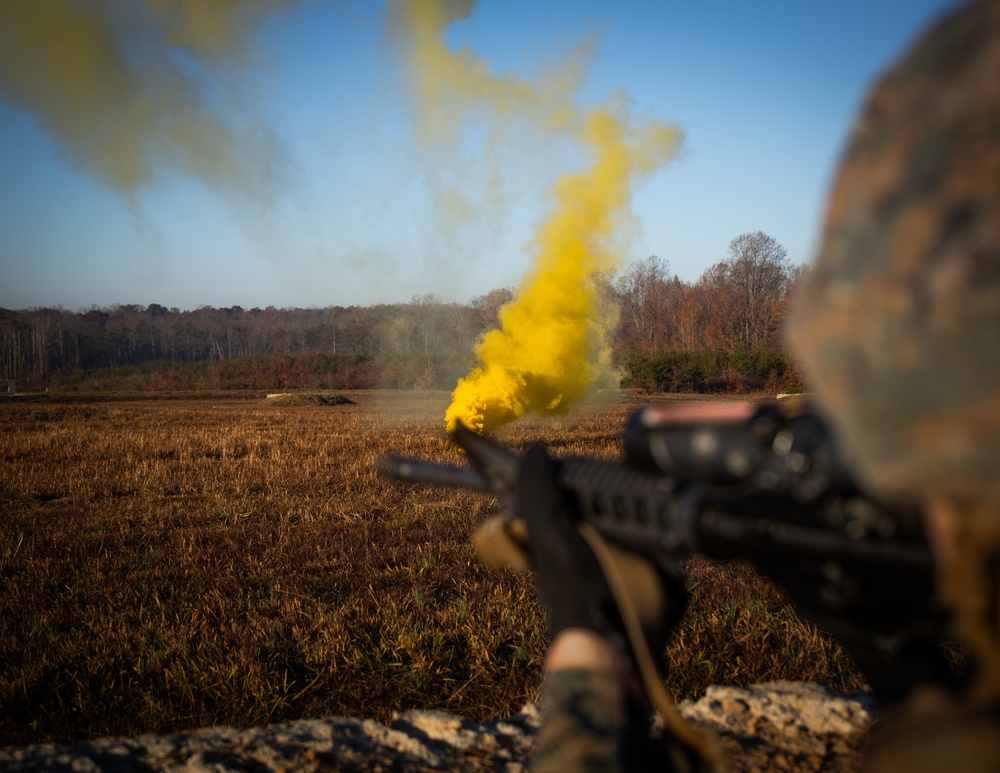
[1,232,806,395]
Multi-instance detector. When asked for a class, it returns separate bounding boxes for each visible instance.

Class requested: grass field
[0,390,863,746]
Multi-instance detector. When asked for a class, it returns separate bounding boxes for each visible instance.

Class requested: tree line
[2,231,806,393]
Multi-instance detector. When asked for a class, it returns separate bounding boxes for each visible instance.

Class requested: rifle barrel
[377,455,492,493]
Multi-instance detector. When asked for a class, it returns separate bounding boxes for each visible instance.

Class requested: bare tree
[713,231,792,355]
[614,255,675,351]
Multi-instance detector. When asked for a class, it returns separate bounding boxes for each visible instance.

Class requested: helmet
[788,0,1000,505]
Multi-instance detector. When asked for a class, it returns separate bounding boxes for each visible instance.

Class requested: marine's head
[788,0,1000,507]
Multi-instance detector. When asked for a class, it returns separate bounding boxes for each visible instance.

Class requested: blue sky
[0,0,962,312]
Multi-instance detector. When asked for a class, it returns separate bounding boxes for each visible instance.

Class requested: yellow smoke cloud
[385,0,586,142]
[0,0,289,195]
[446,109,679,432]
[388,1,681,433]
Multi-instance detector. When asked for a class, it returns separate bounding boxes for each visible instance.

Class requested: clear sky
[0,0,962,312]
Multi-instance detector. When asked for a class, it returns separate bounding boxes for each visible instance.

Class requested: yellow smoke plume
[0,0,289,195]
[446,110,679,432]
[388,1,681,433]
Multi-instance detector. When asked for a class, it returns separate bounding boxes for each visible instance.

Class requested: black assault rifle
[377,401,956,702]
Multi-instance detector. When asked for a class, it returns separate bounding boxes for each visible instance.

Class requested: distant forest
[2,232,807,394]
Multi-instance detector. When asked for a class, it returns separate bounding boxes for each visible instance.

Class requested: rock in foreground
[0,682,875,772]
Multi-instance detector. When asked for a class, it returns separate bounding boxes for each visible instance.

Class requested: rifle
[377,401,955,702]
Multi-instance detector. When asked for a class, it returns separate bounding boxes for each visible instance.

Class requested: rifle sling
[578,522,728,772]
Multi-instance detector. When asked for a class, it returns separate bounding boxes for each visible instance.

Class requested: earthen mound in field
[264,393,357,407]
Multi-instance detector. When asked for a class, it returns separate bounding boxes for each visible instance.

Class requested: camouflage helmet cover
[788,0,1000,503]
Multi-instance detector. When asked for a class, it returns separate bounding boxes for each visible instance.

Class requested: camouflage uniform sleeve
[531,669,630,773]
[533,668,720,772]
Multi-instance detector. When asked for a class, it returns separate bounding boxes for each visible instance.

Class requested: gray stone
[0,684,871,772]
[678,681,875,738]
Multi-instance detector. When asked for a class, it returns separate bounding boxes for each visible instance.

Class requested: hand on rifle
[517,443,684,680]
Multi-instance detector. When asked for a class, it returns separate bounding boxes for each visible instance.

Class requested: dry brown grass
[0,391,864,747]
